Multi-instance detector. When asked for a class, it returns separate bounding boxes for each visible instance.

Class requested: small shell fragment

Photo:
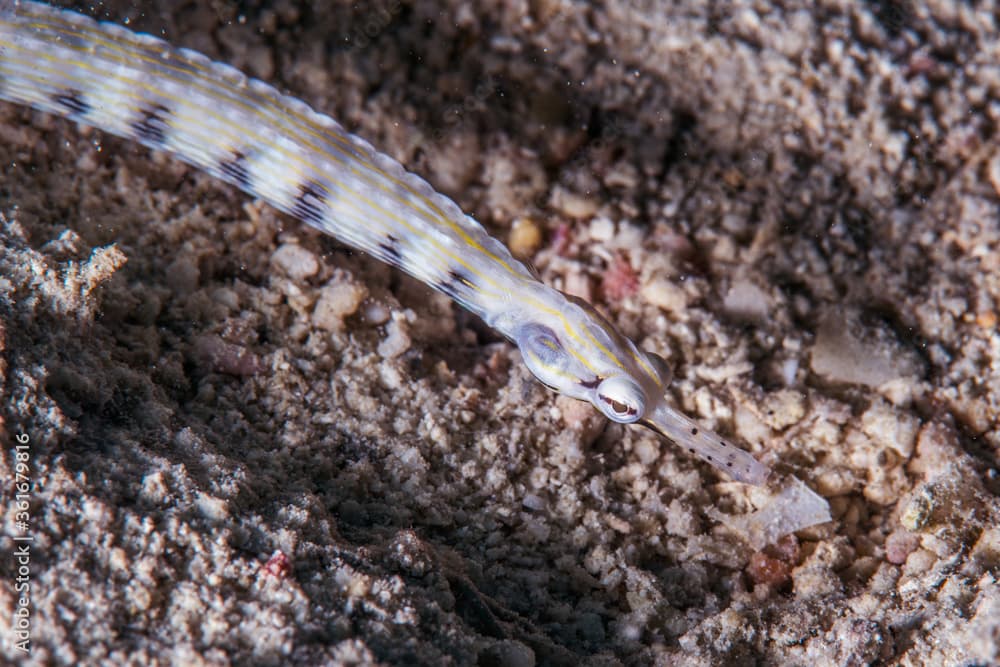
[719,478,832,549]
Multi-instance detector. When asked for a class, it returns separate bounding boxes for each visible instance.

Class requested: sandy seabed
[1,1,998,665]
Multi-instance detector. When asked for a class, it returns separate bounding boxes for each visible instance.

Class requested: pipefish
[0,1,770,485]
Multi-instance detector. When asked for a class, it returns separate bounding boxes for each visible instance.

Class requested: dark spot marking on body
[378,234,402,263]
[447,270,477,294]
[690,427,698,435]
[449,269,474,287]
[438,269,475,300]
[290,180,328,226]
[218,150,251,190]
[52,89,90,117]
[132,104,172,145]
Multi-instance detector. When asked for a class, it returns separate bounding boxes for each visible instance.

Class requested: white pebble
[641,277,688,314]
[722,279,771,323]
[378,313,412,359]
[362,300,391,326]
[271,243,319,283]
[313,281,367,331]
[589,217,615,242]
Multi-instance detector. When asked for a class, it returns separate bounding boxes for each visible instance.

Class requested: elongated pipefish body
[0,1,770,485]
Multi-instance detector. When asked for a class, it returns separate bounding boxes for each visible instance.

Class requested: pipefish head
[513,294,770,485]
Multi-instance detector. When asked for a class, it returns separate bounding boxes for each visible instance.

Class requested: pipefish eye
[596,377,646,423]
